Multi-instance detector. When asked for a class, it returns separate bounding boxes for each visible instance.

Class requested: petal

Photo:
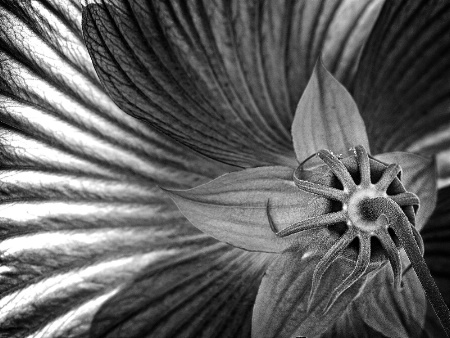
[89,247,272,338]
[252,240,374,338]
[165,166,332,253]
[376,152,437,230]
[292,59,370,162]
[0,2,265,337]
[0,1,229,188]
[82,0,383,167]
[323,261,426,338]
[353,1,450,156]
[349,253,427,338]
[437,149,450,188]
[421,185,450,337]
[323,305,389,338]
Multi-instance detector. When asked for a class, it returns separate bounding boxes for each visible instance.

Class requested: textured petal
[0,2,267,337]
[376,152,437,230]
[354,0,450,157]
[421,185,450,337]
[166,166,332,253]
[350,253,427,338]
[89,246,272,338]
[292,59,370,162]
[437,150,450,188]
[252,240,376,338]
[323,303,389,338]
[82,0,383,167]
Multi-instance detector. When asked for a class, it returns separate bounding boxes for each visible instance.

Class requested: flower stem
[372,197,450,337]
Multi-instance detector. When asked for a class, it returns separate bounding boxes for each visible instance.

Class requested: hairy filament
[355,145,371,186]
[376,226,403,290]
[317,150,356,191]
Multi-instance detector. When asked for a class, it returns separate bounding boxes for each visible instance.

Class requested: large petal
[421,185,450,337]
[437,150,450,188]
[82,0,383,167]
[89,248,271,338]
[350,253,427,338]
[354,1,450,158]
[252,239,375,338]
[323,261,426,338]
[0,2,267,337]
[376,152,437,230]
[292,59,370,162]
[166,166,332,253]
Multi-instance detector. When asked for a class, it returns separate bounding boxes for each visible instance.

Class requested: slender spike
[376,164,402,191]
[376,227,403,290]
[355,145,371,186]
[275,212,347,237]
[323,235,371,314]
[308,230,355,309]
[390,192,420,207]
[292,175,347,201]
[298,152,318,169]
[317,150,356,191]
[266,199,278,234]
[267,200,346,237]
[371,197,450,337]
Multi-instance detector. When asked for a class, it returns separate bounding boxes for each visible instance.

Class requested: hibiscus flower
[0,0,449,337]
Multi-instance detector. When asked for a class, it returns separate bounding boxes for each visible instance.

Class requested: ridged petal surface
[82,0,383,167]
[421,186,450,337]
[0,2,270,337]
[354,0,450,158]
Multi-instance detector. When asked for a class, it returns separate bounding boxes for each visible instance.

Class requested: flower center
[266,145,450,335]
[347,188,387,233]
[266,145,421,310]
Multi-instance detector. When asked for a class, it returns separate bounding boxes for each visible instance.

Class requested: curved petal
[252,240,375,338]
[0,2,266,337]
[323,305,389,338]
[375,152,437,231]
[422,185,450,337]
[437,150,450,188]
[89,247,272,338]
[292,59,370,162]
[165,166,332,253]
[354,1,450,157]
[82,0,383,167]
[323,265,425,338]
[351,253,427,338]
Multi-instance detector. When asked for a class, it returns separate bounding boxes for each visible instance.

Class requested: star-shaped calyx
[165,60,449,337]
[267,145,423,312]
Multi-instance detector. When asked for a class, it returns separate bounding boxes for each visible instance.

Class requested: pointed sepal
[292,58,370,163]
[164,166,332,253]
